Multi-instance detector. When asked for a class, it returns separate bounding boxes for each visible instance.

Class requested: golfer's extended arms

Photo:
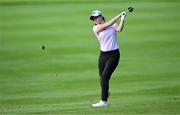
[96,13,121,33]
[115,20,125,32]
[115,12,126,32]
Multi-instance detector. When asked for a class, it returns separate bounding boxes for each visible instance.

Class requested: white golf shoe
[92,100,109,107]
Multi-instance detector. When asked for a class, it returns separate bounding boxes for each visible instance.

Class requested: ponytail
[102,17,105,21]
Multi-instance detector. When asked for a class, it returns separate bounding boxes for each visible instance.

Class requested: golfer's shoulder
[112,23,118,28]
[93,25,98,32]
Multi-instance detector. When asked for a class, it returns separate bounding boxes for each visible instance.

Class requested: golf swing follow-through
[90,7,134,107]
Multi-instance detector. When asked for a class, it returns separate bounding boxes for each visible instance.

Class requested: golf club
[122,7,134,15]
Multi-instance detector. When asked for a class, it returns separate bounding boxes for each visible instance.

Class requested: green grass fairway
[1,0,180,114]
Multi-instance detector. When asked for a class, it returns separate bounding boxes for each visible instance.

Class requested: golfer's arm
[96,14,121,33]
[115,20,125,32]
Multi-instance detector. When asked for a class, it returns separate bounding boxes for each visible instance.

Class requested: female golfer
[90,10,127,107]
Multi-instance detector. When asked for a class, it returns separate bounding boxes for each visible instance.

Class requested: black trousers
[98,49,120,101]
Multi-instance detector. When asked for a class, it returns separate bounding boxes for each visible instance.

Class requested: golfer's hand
[121,11,127,21]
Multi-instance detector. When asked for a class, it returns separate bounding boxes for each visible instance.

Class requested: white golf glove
[120,11,127,21]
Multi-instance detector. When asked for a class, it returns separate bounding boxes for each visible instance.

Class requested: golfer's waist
[100,49,119,55]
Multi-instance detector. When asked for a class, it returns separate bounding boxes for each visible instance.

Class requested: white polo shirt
[93,23,119,52]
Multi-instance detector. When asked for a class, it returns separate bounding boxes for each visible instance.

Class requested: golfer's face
[94,16,103,24]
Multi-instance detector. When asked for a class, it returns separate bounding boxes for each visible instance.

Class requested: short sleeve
[93,25,98,34]
[113,23,118,28]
